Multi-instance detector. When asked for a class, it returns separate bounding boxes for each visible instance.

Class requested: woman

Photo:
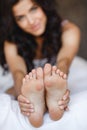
[0,0,80,127]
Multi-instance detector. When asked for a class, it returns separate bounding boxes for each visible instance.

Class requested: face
[12,0,47,37]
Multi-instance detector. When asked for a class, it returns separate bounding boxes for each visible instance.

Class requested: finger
[59,104,68,110]
[58,98,70,110]
[63,89,70,100]
[20,107,34,113]
[18,95,30,103]
[22,111,30,116]
[21,108,34,113]
[19,102,34,109]
[58,97,70,105]
[65,106,69,111]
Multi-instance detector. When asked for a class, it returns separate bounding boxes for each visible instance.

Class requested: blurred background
[57,0,87,60]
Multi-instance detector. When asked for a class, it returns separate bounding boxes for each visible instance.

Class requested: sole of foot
[21,68,45,127]
[44,64,67,121]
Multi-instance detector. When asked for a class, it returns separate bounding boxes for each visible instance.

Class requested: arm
[56,21,81,74]
[4,41,27,97]
[4,41,34,115]
[56,21,80,110]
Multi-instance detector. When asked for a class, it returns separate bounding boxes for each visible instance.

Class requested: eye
[16,16,25,22]
[31,6,38,12]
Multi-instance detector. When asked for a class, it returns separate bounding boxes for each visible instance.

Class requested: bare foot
[44,64,67,120]
[21,68,45,127]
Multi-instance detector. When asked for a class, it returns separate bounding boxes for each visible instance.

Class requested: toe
[25,74,29,81]
[44,63,52,77]
[63,74,67,79]
[29,72,33,79]
[52,66,57,75]
[32,69,36,79]
[59,71,64,77]
[56,69,60,74]
[36,67,43,79]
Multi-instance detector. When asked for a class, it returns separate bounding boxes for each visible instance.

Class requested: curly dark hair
[0,0,62,72]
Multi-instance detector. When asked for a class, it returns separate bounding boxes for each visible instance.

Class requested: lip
[31,23,41,31]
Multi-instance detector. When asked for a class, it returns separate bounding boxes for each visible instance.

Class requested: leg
[21,68,46,127]
[44,64,67,120]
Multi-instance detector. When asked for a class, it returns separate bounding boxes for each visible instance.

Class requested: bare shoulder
[4,40,27,73]
[61,20,81,46]
[4,40,17,55]
[62,20,80,34]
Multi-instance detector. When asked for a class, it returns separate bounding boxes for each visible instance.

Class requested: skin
[21,67,45,127]
[21,65,67,127]
[12,0,47,37]
[4,0,80,117]
[44,64,67,121]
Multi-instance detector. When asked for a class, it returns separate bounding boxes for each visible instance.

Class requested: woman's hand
[58,89,70,111]
[18,94,34,116]
[18,89,70,116]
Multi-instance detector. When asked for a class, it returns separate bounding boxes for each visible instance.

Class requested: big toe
[44,63,52,78]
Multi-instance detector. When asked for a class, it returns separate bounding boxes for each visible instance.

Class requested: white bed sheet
[0,91,87,130]
[0,56,87,130]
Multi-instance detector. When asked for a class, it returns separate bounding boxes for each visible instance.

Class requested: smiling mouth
[31,24,41,31]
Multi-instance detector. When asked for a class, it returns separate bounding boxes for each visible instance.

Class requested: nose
[27,14,34,25]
